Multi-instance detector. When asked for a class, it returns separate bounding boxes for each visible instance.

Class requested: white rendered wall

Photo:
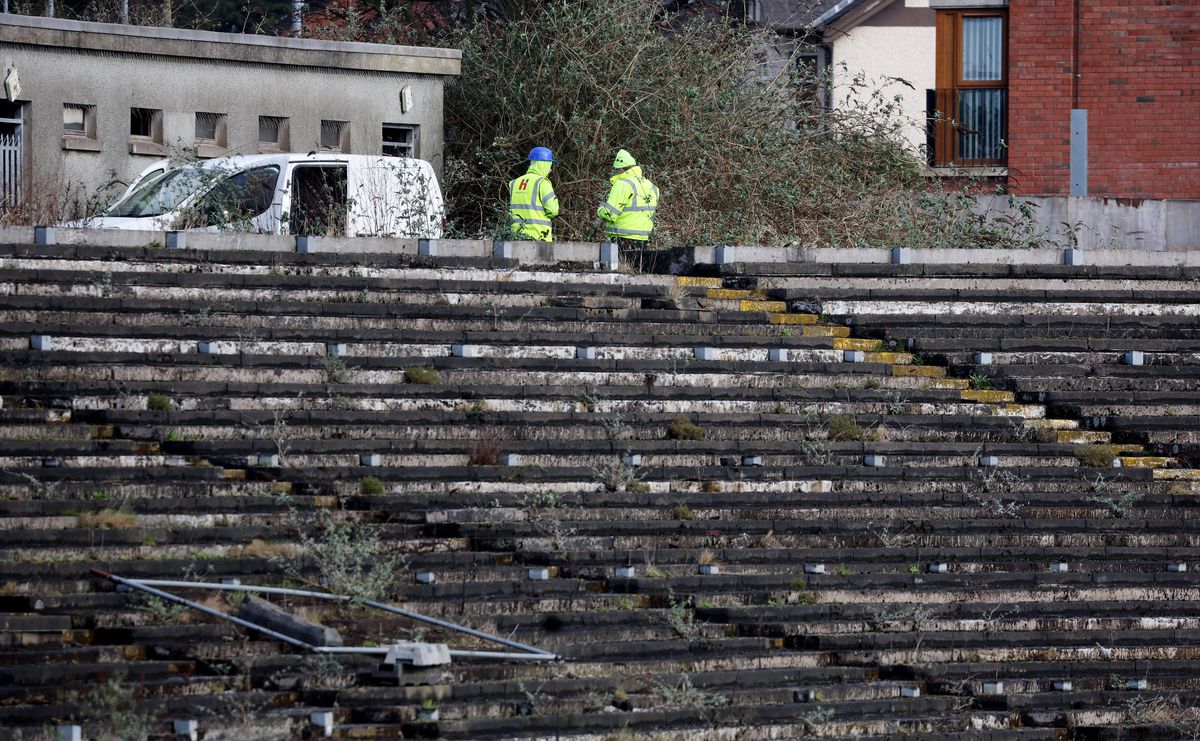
[828,2,936,157]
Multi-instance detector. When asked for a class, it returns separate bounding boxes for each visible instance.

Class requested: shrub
[1076,444,1117,468]
[404,366,441,385]
[667,416,705,441]
[146,392,175,412]
[441,0,1062,250]
[322,352,350,384]
[593,457,641,492]
[360,476,385,496]
[969,373,993,390]
[76,508,139,529]
[672,504,695,521]
[82,677,153,741]
[468,441,502,465]
[827,415,864,442]
[289,515,406,605]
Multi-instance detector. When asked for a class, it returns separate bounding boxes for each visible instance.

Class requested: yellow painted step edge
[676,276,722,288]
[768,313,818,325]
[1120,456,1174,468]
[834,338,882,352]
[739,300,788,312]
[1156,469,1200,481]
[961,389,1016,403]
[892,364,945,378]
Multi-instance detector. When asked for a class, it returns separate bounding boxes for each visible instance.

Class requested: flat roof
[0,14,461,76]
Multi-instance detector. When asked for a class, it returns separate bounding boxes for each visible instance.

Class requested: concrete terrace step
[0,305,855,339]
[3,242,1200,737]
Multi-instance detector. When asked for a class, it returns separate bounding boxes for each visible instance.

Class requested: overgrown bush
[1076,444,1118,468]
[443,0,1060,250]
[146,392,175,412]
[666,416,705,441]
[827,414,865,442]
[288,515,406,605]
[468,441,502,465]
[404,366,441,385]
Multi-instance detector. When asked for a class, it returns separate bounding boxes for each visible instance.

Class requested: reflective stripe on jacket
[509,161,559,242]
[596,165,658,241]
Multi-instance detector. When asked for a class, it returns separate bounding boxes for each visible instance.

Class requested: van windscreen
[108,167,208,218]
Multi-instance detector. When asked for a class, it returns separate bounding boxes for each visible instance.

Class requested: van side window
[196,165,280,225]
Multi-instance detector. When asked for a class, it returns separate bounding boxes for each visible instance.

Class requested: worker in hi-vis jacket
[596,149,659,245]
[508,146,559,242]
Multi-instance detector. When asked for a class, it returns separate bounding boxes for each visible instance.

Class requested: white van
[82,153,444,238]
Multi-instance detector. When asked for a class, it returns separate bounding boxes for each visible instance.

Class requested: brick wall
[1007,0,1200,199]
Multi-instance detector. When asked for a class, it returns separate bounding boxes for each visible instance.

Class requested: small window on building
[62,103,100,151]
[195,112,228,158]
[129,107,166,156]
[195,112,227,144]
[130,108,163,142]
[258,116,290,153]
[320,120,350,153]
[382,123,416,158]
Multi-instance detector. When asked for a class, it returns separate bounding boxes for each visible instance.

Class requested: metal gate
[0,113,23,207]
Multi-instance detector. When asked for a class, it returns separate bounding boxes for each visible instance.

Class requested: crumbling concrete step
[3,365,957,393]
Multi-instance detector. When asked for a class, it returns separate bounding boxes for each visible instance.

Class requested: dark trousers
[614,237,653,272]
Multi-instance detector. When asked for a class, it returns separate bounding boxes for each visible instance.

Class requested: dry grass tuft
[76,508,140,529]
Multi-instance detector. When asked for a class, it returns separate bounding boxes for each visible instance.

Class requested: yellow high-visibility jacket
[596,165,659,241]
[508,160,559,242]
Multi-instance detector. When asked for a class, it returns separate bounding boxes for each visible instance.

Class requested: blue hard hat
[528,146,555,162]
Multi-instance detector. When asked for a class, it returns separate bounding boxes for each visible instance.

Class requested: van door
[184,165,281,232]
[286,164,348,237]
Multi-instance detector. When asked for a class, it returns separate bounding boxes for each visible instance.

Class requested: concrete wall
[975,195,1200,252]
[827,2,935,157]
[0,16,460,206]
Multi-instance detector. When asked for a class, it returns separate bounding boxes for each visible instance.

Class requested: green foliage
[322,353,351,384]
[521,489,565,510]
[1076,444,1117,468]
[404,366,441,385]
[360,476,385,496]
[827,414,865,442]
[145,392,174,412]
[84,677,153,741]
[444,0,921,246]
[671,504,695,521]
[593,457,642,493]
[650,673,729,709]
[443,0,1059,249]
[969,373,993,390]
[667,416,705,441]
[663,588,702,639]
[137,595,188,623]
[1086,490,1145,518]
[289,515,406,606]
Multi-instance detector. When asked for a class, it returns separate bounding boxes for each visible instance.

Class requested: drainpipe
[1071,0,1081,108]
[46,0,53,17]
[1068,0,1087,198]
[291,0,302,35]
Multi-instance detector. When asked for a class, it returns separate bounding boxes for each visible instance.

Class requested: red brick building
[754,0,1200,202]
[1007,0,1200,200]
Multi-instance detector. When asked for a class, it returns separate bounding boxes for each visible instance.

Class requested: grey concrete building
[0,15,460,208]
